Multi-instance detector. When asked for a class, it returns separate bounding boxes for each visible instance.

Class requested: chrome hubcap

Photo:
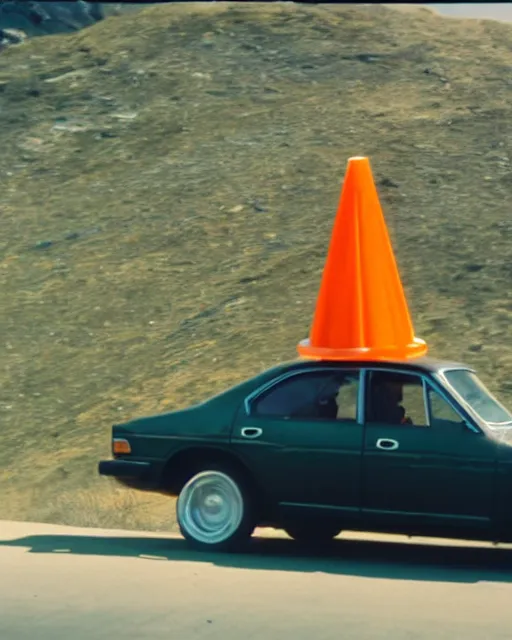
[177,471,244,545]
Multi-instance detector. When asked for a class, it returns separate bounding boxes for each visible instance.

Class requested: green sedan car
[98,356,512,551]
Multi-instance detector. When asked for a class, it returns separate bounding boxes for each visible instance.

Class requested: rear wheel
[284,521,341,545]
[176,466,255,552]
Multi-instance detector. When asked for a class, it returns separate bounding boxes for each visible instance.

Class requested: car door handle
[376,438,399,451]
[241,427,263,439]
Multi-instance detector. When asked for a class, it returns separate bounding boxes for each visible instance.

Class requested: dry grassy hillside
[0,2,510,531]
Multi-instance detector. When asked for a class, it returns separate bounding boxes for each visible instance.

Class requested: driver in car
[370,375,412,425]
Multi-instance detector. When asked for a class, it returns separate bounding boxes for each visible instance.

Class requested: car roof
[203,355,474,410]
[272,356,472,376]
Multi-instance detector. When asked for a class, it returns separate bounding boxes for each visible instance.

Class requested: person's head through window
[370,373,411,424]
[316,375,344,419]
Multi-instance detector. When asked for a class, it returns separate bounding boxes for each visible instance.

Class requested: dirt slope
[0,2,510,530]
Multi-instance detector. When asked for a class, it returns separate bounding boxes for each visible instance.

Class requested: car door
[361,367,498,531]
[230,367,364,521]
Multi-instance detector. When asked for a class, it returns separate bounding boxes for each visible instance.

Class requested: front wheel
[176,467,255,552]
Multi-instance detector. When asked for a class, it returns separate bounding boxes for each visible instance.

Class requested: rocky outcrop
[0,1,105,42]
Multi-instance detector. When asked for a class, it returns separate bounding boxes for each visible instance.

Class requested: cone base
[297,337,428,362]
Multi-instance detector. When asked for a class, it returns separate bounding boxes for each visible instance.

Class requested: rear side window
[250,370,360,421]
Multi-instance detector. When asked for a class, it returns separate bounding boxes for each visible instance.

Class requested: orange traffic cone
[297,156,427,361]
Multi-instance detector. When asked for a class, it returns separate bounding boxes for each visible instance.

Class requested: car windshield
[442,369,512,427]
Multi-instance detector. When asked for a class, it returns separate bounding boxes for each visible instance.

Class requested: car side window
[251,370,360,422]
[366,370,428,426]
[427,385,466,428]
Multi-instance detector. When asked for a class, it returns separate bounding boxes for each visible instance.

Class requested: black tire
[176,464,256,552]
[284,521,341,545]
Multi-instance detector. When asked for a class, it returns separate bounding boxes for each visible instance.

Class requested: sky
[424,3,512,22]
